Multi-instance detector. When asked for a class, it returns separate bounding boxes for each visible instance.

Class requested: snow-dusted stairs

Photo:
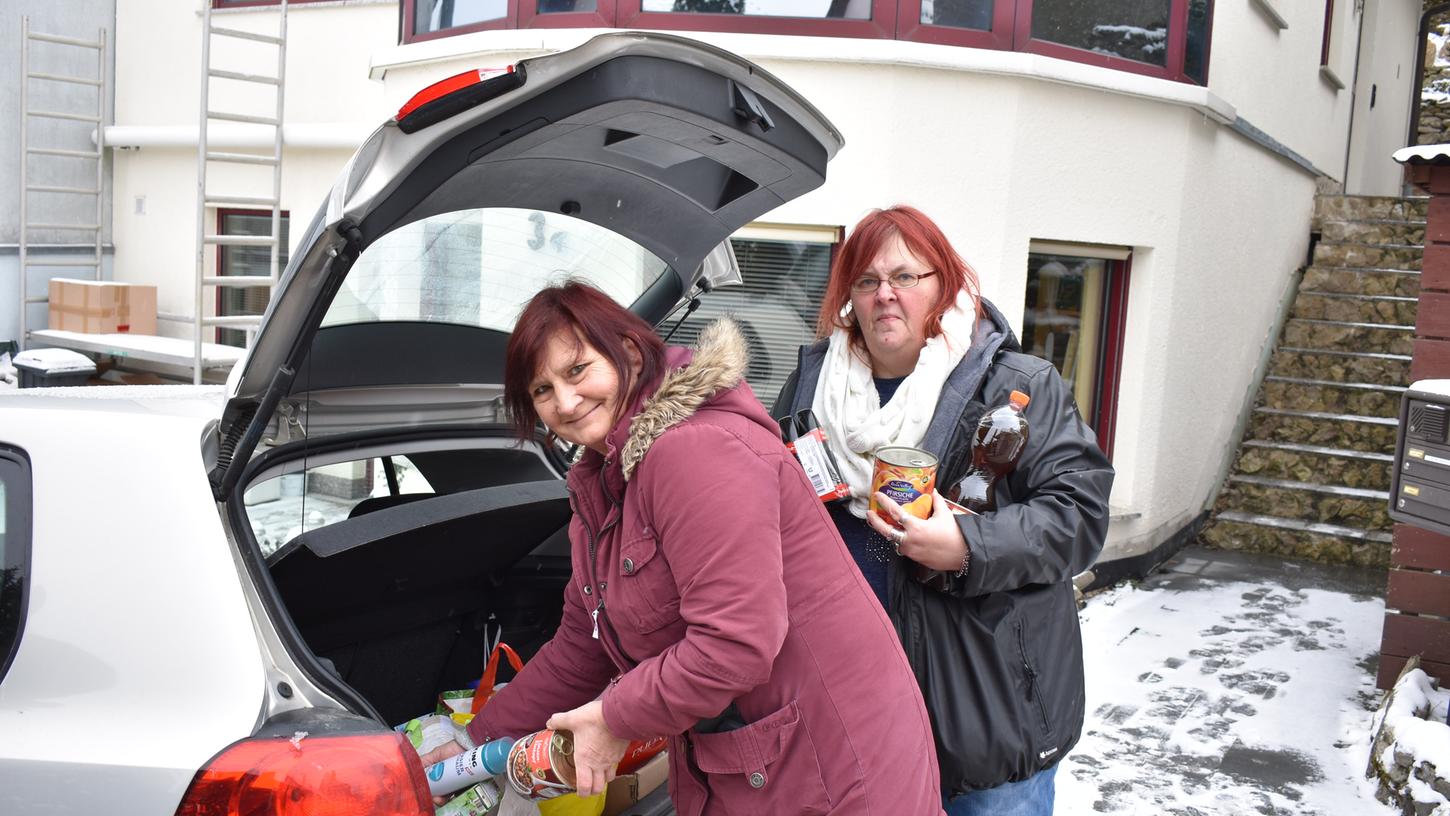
[1201,194,1426,567]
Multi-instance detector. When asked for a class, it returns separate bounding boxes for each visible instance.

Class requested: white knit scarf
[812,290,978,519]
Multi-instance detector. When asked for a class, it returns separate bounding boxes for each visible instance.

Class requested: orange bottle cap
[1010,390,1030,408]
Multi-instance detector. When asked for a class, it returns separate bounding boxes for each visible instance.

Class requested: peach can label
[870,446,938,522]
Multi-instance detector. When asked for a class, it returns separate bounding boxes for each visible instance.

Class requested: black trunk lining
[268,481,574,725]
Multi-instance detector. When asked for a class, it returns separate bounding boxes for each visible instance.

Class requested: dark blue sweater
[829,376,905,609]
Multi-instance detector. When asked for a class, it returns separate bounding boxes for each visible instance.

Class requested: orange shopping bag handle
[471,642,525,714]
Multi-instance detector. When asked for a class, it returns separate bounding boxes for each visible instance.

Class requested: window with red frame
[405,0,1212,84]
[1009,0,1212,84]
[1021,247,1130,459]
[640,0,868,19]
[216,210,289,348]
[410,0,512,36]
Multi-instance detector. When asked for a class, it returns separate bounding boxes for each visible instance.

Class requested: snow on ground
[1060,550,1396,815]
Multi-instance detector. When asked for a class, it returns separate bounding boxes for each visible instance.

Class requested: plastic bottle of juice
[949,390,1031,513]
[917,391,1031,590]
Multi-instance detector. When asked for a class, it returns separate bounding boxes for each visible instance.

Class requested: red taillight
[175,732,433,816]
[395,66,524,134]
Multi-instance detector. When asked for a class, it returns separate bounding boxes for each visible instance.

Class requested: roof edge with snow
[1394,144,1450,166]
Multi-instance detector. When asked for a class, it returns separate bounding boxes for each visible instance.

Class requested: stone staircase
[1201,194,1426,568]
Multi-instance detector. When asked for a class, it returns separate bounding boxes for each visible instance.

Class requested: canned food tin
[507,729,578,801]
[870,446,939,523]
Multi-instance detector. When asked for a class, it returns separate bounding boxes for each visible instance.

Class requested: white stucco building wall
[109,0,393,328]
[99,0,1420,567]
[1209,0,1357,176]
[1349,0,1422,195]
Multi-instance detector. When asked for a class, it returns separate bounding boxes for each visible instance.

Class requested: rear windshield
[321,207,671,330]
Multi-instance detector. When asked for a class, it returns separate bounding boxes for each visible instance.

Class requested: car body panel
[0,387,266,815]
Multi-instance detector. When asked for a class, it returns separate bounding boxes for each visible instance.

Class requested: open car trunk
[260,443,574,726]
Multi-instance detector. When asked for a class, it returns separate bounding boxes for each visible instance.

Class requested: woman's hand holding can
[546,700,629,797]
[867,489,970,572]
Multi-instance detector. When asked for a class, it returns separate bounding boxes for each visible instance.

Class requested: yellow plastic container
[538,791,606,816]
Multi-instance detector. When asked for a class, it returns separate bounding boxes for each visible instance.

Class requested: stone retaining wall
[1366,658,1450,813]
[1422,19,1450,145]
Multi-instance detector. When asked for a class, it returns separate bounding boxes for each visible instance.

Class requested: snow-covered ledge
[1366,658,1450,813]
[1395,144,1450,167]
[368,29,1237,126]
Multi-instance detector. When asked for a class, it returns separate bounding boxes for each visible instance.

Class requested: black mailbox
[1390,379,1450,536]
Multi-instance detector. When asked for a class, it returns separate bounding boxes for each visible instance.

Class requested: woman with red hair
[773,206,1115,815]
[421,281,944,815]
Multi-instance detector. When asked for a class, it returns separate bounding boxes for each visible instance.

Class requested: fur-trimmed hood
[619,319,750,481]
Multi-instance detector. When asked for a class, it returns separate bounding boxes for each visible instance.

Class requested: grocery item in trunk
[424,728,576,801]
[397,713,472,756]
[427,728,666,804]
[437,641,525,717]
[436,779,504,816]
[425,736,516,797]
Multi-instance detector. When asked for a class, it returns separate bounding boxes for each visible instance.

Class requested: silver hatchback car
[0,32,841,815]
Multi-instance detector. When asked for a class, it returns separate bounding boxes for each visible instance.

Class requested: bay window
[402,0,1214,84]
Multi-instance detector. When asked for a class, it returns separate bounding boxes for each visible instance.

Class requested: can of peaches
[870,446,938,523]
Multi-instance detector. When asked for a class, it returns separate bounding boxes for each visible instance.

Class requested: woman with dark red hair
[421,281,944,814]
[772,206,1114,815]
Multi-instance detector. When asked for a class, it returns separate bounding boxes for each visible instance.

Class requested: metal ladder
[18,18,107,349]
[192,0,288,383]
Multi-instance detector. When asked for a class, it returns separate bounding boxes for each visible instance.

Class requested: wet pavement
[1059,545,1394,815]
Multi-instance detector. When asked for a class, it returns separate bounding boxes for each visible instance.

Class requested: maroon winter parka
[468,320,943,815]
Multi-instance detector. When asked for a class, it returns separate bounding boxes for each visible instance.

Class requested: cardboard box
[602,751,668,816]
[47,278,157,335]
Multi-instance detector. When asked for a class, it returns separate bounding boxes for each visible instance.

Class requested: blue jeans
[943,764,1057,816]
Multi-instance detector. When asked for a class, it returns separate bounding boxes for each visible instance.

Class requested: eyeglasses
[850,271,938,293]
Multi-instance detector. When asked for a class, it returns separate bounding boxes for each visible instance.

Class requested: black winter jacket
[772,298,1114,795]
